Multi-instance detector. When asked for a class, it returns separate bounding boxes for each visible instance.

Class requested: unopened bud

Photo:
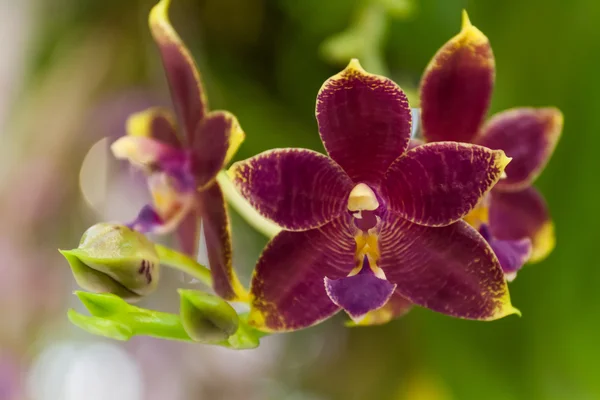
[60,223,160,300]
[178,289,239,343]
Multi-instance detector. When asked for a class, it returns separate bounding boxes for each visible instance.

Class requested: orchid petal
[111,136,187,173]
[489,187,554,263]
[149,0,207,142]
[126,106,181,148]
[176,207,200,257]
[325,256,396,321]
[191,111,245,189]
[348,290,413,326]
[316,59,411,184]
[477,107,563,190]
[420,11,494,143]
[129,170,196,234]
[378,213,519,320]
[197,183,248,301]
[249,216,356,332]
[229,149,353,231]
[382,142,510,227]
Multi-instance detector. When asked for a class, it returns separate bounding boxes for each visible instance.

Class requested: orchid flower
[229,59,519,331]
[418,11,563,280]
[110,0,246,300]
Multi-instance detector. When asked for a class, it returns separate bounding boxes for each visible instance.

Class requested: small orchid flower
[418,11,563,280]
[111,0,246,300]
[229,59,518,331]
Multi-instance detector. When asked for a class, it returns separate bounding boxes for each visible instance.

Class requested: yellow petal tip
[458,10,488,45]
[530,221,556,263]
[461,10,472,29]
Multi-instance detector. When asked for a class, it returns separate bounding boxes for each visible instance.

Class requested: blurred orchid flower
[418,11,563,279]
[111,0,246,300]
[229,58,518,331]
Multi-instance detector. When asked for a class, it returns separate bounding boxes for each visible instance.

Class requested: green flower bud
[60,223,160,301]
[179,289,239,343]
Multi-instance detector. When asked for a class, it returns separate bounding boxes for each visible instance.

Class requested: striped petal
[382,142,510,227]
[191,111,245,189]
[149,0,207,143]
[379,213,518,320]
[316,59,412,184]
[477,107,563,191]
[249,216,356,332]
[420,12,494,143]
[126,107,181,148]
[489,187,554,263]
[198,183,247,301]
[229,149,353,231]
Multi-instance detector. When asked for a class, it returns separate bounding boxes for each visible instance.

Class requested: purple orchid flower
[110,0,246,301]
[228,58,519,331]
[418,11,563,279]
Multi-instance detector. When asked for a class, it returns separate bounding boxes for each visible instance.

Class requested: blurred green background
[0,0,596,399]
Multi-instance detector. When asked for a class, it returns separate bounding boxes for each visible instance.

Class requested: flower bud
[178,289,239,343]
[60,223,160,300]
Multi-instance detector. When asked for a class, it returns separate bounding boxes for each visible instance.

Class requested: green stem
[154,243,212,287]
[217,170,281,238]
[127,309,192,342]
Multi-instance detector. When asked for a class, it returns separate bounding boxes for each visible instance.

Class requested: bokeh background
[0,0,596,399]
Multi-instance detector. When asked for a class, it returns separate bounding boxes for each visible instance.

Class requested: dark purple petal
[249,215,357,332]
[229,148,353,231]
[479,224,532,280]
[198,183,247,301]
[176,206,200,257]
[191,111,245,189]
[420,12,494,143]
[382,142,510,227]
[489,187,554,263]
[149,0,207,143]
[349,290,413,326]
[126,106,182,148]
[476,107,563,190]
[316,59,411,184]
[325,256,396,321]
[378,213,518,320]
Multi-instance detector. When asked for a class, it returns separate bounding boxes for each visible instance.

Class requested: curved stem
[216,170,281,239]
[155,243,212,287]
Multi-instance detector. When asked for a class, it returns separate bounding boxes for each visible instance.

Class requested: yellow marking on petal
[348,183,379,212]
[463,204,489,229]
[529,221,555,263]
[485,285,521,321]
[460,10,488,46]
[347,305,396,327]
[221,112,246,166]
[126,107,176,137]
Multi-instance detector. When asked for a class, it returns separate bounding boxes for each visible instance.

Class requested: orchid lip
[325,255,396,321]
